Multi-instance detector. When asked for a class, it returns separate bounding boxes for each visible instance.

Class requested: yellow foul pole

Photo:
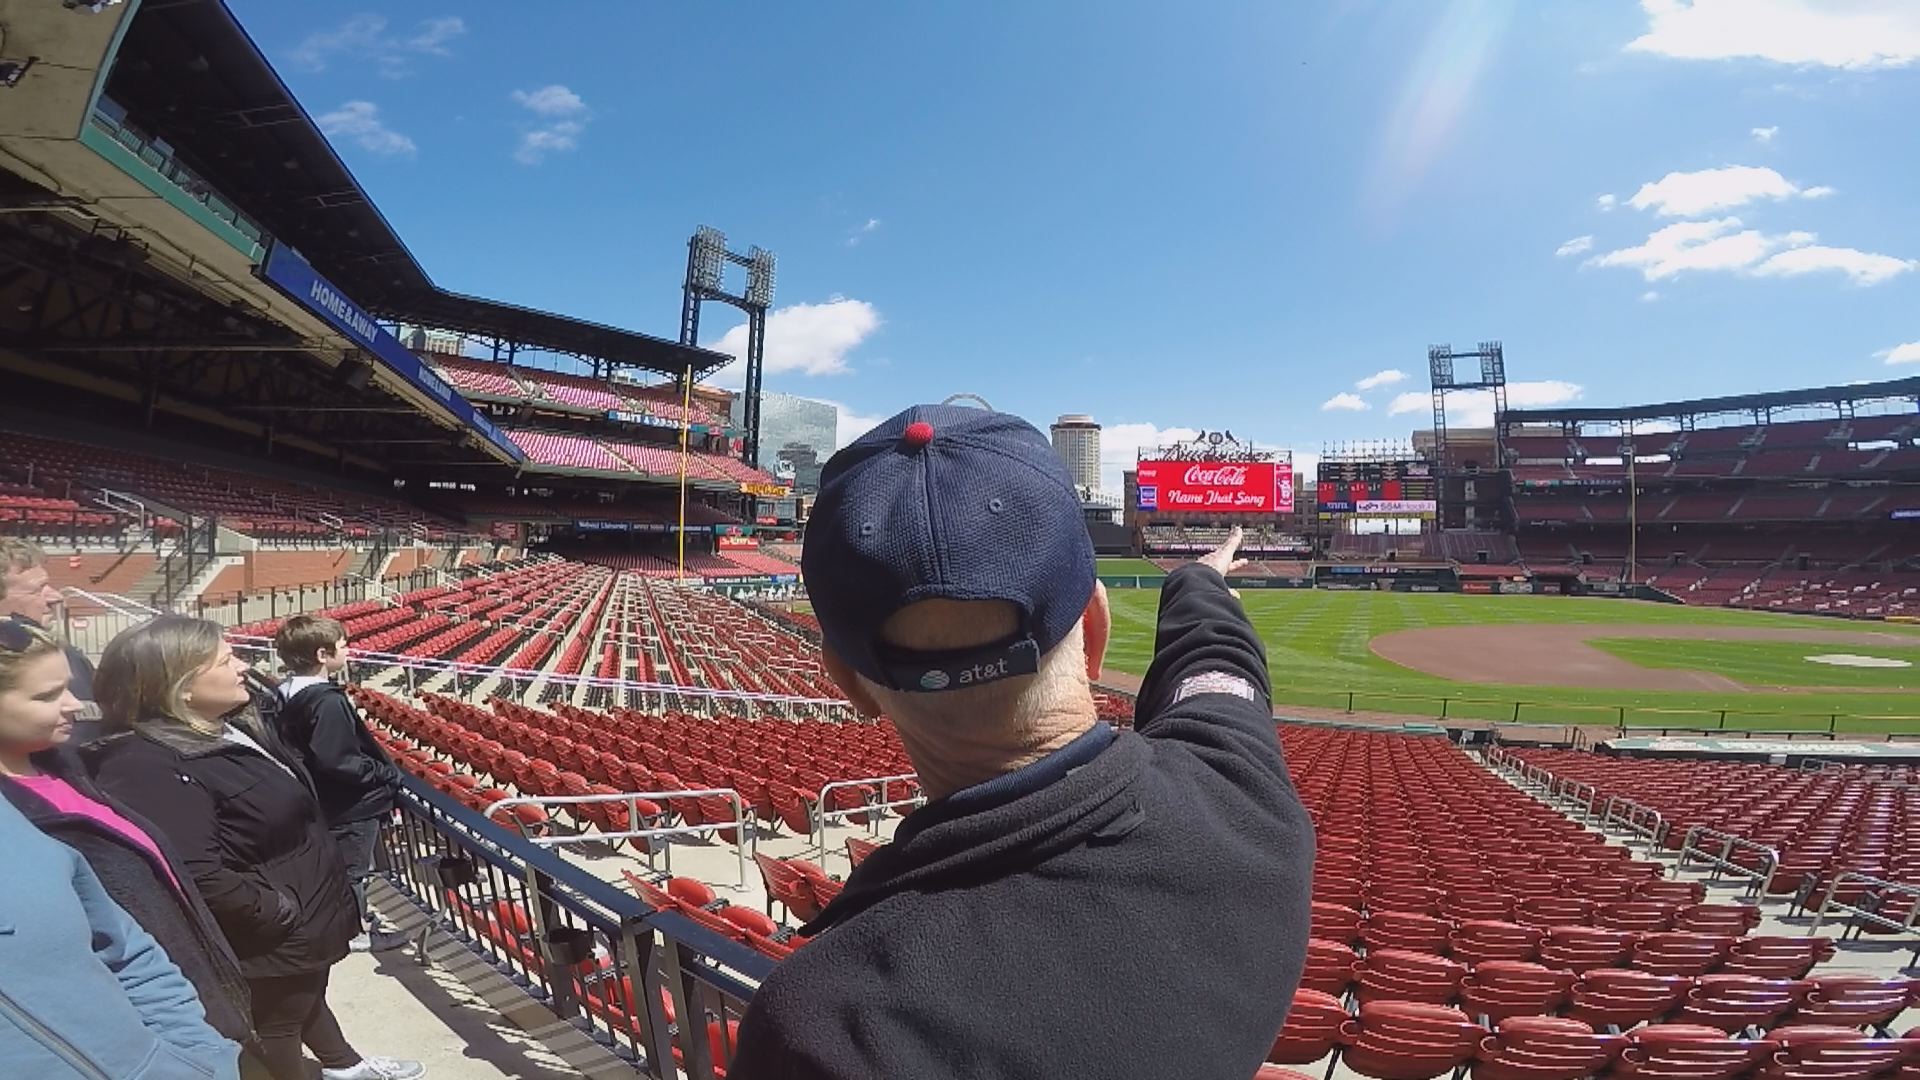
[676,374,693,581]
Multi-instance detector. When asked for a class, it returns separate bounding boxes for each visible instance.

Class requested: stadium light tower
[679,226,777,465]
[1427,341,1506,529]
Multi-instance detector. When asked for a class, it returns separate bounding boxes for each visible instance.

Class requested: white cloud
[1596,193,1618,211]
[1099,423,1197,493]
[511,85,586,116]
[1626,165,1822,216]
[709,299,882,388]
[315,101,416,157]
[512,85,588,164]
[1589,218,1908,285]
[1626,0,1920,70]
[845,218,882,247]
[1641,290,1661,302]
[1390,380,1583,427]
[1590,217,1778,280]
[1355,369,1407,391]
[1322,393,1370,412]
[1752,245,1917,285]
[514,122,583,164]
[1877,342,1920,365]
[1802,185,1836,199]
[291,15,466,76]
[807,400,890,449]
[1555,235,1595,258]
[406,16,465,54]
[1751,125,1779,143]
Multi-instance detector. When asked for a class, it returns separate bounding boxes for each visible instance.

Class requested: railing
[1804,871,1920,939]
[1555,779,1601,821]
[483,789,756,890]
[811,774,923,849]
[1676,826,1780,897]
[1306,688,1920,737]
[1598,794,1668,852]
[382,774,765,1078]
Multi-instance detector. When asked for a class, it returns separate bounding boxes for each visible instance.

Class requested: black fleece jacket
[728,563,1315,1080]
[274,681,398,826]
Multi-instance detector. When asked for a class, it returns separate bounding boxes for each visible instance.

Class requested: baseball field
[1100,588,1920,734]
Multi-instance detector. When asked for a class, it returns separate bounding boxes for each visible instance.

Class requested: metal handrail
[1599,794,1668,851]
[1676,825,1780,896]
[222,632,856,716]
[484,788,755,890]
[1806,871,1920,938]
[811,773,922,848]
[1559,780,1600,822]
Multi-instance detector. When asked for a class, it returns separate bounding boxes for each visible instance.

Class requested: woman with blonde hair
[87,616,424,1080]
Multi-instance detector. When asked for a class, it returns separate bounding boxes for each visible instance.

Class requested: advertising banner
[256,242,525,464]
[1355,499,1439,515]
[1136,460,1294,514]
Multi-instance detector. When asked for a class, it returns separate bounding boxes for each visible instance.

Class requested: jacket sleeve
[307,694,396,791]
[70,846,241,1080]
[1132,563,1282,758]
[92,747,295,947]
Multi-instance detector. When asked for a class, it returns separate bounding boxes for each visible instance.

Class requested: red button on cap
[901,421,935,449]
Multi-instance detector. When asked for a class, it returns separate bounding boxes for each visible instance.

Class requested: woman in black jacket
[87,615,424,1080]
[0,622,254,1048]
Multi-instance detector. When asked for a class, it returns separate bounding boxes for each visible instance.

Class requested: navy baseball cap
[802,404,1097,694]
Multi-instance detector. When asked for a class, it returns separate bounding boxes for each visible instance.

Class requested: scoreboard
[1316,459,1437,515]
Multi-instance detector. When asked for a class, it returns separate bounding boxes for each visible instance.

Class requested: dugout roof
[103,1,729,378]
[1503,374,1920,426]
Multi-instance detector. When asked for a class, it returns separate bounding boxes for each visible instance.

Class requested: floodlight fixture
[1428,344,1454,388]
[745,245,777,309]
[1479,340,1505,385]
[692,226,726,291]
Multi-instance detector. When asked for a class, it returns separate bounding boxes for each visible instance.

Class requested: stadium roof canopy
[1503,374,1920,426]
[103,1,729,379]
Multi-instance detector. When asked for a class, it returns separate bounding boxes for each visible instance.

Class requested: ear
[820,646,885,719]
[1081,580,1110,682]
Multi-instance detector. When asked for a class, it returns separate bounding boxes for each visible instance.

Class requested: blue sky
[228,0,1920,486]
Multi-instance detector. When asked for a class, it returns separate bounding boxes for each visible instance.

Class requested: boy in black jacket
[273,614,405,953]
[729,406,1313,1080]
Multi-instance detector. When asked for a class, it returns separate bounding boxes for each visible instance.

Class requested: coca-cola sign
[1136,459,1294,514]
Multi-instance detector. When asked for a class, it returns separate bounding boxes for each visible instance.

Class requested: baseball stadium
[1,4,1917,1080]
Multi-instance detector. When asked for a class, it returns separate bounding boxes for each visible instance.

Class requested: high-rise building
[1050,414,1102,493]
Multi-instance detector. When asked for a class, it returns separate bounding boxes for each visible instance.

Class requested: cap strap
[876,634,1040,693]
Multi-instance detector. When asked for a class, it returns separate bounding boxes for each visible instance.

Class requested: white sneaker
[348,930,410,953]
[320,1057,426,1080]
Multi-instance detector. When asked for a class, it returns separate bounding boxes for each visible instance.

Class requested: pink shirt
[13,774,182,892]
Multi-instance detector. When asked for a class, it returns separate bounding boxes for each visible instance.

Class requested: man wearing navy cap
[729,404,1312,1080]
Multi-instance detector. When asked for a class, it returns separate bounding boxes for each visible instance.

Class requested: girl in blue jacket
[0,794,241,1079]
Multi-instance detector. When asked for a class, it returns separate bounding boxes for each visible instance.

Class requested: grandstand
[6,3,1920,1079]
[1502,375,1920,616]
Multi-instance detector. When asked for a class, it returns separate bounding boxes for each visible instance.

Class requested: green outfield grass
[1589,638,1920,690]
[1096,557,1165,577]
[1102,589,1920,733]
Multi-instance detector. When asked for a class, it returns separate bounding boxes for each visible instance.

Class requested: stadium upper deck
[0,0,772,529]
